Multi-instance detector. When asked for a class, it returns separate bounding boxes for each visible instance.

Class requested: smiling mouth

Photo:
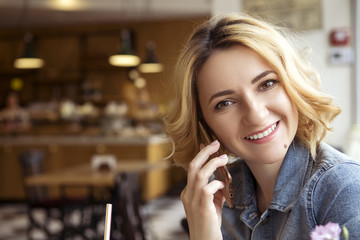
[245,121,279,140]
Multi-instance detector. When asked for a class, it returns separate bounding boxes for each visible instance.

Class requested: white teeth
[245,122,277,140]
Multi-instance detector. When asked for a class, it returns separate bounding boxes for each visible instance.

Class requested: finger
[200,154,228,180]
[202,180,225,196]
[199,180,225,209]
[193,155,228,198]
[187,140,220,188]
[189,140,220,170]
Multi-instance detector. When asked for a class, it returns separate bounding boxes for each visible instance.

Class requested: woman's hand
[181,140,228,240]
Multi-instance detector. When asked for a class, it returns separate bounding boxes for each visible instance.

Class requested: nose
[240,94,269,126]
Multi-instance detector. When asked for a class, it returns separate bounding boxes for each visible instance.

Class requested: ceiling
[0,0,211,29]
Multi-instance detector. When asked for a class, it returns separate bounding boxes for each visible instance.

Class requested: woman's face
[7,93,19,108]
[197,45,298,165]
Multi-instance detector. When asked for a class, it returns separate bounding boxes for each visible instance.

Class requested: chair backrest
[19,150,45,177]
[113,172,145,240]
[18,149,48,202]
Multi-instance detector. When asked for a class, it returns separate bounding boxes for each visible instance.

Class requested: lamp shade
[108,54,140,67]
[109,29,140,67]
[138,41,164,73]
[14,33,44,69]
[14,58,44,69]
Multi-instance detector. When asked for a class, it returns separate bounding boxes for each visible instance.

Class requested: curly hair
[163,13,341,169]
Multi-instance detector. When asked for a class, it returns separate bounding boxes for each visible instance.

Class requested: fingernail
[211,140,218,145]
[219,154,227,159]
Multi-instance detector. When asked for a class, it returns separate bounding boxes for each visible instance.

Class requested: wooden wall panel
[0,17,206,109]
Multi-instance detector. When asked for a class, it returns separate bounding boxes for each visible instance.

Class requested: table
[24,160,171,239]
[25,159,171,187]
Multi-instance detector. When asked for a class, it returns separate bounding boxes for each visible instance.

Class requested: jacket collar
[228,139,312,212]
[270,139,312,211]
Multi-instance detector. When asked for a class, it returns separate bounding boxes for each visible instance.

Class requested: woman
[0,91,31,134]
[163,14,360,239]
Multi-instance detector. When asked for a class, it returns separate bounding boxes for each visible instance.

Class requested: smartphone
[198,122,235,208]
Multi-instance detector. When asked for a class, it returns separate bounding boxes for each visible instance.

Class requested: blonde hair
[163,13,341,169]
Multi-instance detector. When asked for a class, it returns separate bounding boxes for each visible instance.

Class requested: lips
[244,121,279,140]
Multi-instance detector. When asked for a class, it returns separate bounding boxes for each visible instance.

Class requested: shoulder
[312,142,360,190]
[317,142,357,166]
[307,142,360,192]
[309,142,360,226]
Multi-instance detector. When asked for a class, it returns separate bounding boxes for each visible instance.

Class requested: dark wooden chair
[19,149,65,240]
[19,150,109,240]
[112,172,146,240]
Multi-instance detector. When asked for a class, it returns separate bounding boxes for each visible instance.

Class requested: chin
[246,144,290,164]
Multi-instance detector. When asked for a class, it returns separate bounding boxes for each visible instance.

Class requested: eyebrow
[208,70,276,104]
[251,70,276,84]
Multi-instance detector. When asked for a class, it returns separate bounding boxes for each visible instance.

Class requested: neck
[245,160,283,213]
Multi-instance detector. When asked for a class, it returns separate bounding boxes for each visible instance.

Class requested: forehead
[197,45,272,92]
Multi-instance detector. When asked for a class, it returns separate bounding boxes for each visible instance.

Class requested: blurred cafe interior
[0,0,359,239]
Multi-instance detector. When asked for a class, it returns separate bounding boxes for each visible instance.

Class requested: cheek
[204,113,229,136]
[290,103,299,133]
[279,93,299,133]
[206,115,240,150]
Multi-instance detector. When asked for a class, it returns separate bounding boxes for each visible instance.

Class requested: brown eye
[260,80,277,91]
[215,100,233,110]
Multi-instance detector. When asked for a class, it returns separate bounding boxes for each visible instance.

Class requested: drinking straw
[104,203,112,240]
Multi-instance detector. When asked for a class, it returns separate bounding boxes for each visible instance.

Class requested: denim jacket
[222,139,360,240]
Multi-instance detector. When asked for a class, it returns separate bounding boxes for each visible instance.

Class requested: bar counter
[0,134,179,202]
[0,134,170,146]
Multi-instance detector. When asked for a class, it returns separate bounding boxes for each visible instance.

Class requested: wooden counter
[0,134,183,202]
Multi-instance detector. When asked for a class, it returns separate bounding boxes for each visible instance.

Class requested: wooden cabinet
[0,144,26,200]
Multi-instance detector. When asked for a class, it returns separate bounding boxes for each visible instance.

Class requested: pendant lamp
[138,41,164,73]
[14,33,44,69]
[109,29,140,67]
